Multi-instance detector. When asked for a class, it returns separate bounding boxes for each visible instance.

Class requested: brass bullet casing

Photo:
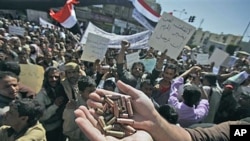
[105,96,114,107]
[119,113,129,118]
[122,125,137,133]
[103,125,113,131]
[98,116,106,128]
[116,118,134,125]
[113,103,119,117]
[106,116,116,125]
[121,96,127,112]
[126,98,133,117]
[106,130,125,138]
[97,95,136,138]
[103,103,108,113]
[96,108,104,115]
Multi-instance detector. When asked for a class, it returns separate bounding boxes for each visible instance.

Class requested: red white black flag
[50,0,79,29]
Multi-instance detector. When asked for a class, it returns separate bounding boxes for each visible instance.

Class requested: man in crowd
[0,98,46,140]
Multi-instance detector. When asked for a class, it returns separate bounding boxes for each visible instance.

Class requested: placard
[209,48,229,67]
[19,64,44,94]
[148,12,196,59]
[8,26,26,36]
[221,56,238,67]
[140,58,157,73]
[126,52,140,70]
[81,33,110,62]
[196,54,209,65]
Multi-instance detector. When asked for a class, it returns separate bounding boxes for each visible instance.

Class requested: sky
[156,0,250,41]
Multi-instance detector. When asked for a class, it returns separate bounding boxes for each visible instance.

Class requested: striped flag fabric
[130,0,161,22]
[50,0,79,29]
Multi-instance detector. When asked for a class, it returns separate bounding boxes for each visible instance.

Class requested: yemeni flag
[130,0,161,30]
[50,0,81,35]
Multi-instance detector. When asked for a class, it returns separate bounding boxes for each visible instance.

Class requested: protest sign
[221,56,238,67]
[209,48,229,67]
[140,58,157,73]
[80,22,152,49]
[148,12,196,59]
[81,33,110,62]
[126,52,140,70]
[19,64,44,94]
[8,26,26,36]
[196,54,209,65]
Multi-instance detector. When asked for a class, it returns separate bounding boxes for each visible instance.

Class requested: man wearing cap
[60,62,82,101]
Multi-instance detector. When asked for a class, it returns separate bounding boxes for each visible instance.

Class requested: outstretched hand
[75,106,153,141]
[74,80,157,141]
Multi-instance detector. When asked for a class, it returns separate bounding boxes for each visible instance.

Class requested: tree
[209,45,215,53]
[226,44,238,56]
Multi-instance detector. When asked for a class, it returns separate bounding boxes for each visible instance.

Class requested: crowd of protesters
[0,14,250,141]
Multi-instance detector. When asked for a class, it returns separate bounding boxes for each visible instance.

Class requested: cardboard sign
[8,26,26,36]
[209,48,229,67]
[81,33,110,62]
[148,12,196,59]
[196,54,209,65]
[221,56,238,67]
[140,58,157,73]
[126,52,140,70]
[19,64,44,94]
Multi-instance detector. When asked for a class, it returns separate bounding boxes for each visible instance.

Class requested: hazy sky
[156,0,250,41]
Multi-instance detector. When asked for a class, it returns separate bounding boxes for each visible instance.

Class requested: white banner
[80,22,152,49]
[132,8,154,31]
[39,17,55,29]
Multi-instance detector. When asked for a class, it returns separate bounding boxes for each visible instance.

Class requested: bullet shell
[126,98,133,117]
[105,96,114,107]
[117,118,134,125]
[106,130,125,138]
[120,113,129,118]
[122,125,137,133]
[106,116,116,125]
[113,103,119,117]
[121,96,127,112]
[96,108,104,115]
[98,116,106,128]
[103,125,113,131]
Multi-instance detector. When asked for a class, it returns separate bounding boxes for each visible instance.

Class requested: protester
[0,71,20,125]
[63,75,96,141]
[168,66,209,127]
[36,67,68,141]
[0,98,46,141]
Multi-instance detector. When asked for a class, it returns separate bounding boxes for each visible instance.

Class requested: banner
[39,17,55,29]
[80,22,152,49]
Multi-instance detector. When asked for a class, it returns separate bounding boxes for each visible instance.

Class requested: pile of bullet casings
[95,94,136,138]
